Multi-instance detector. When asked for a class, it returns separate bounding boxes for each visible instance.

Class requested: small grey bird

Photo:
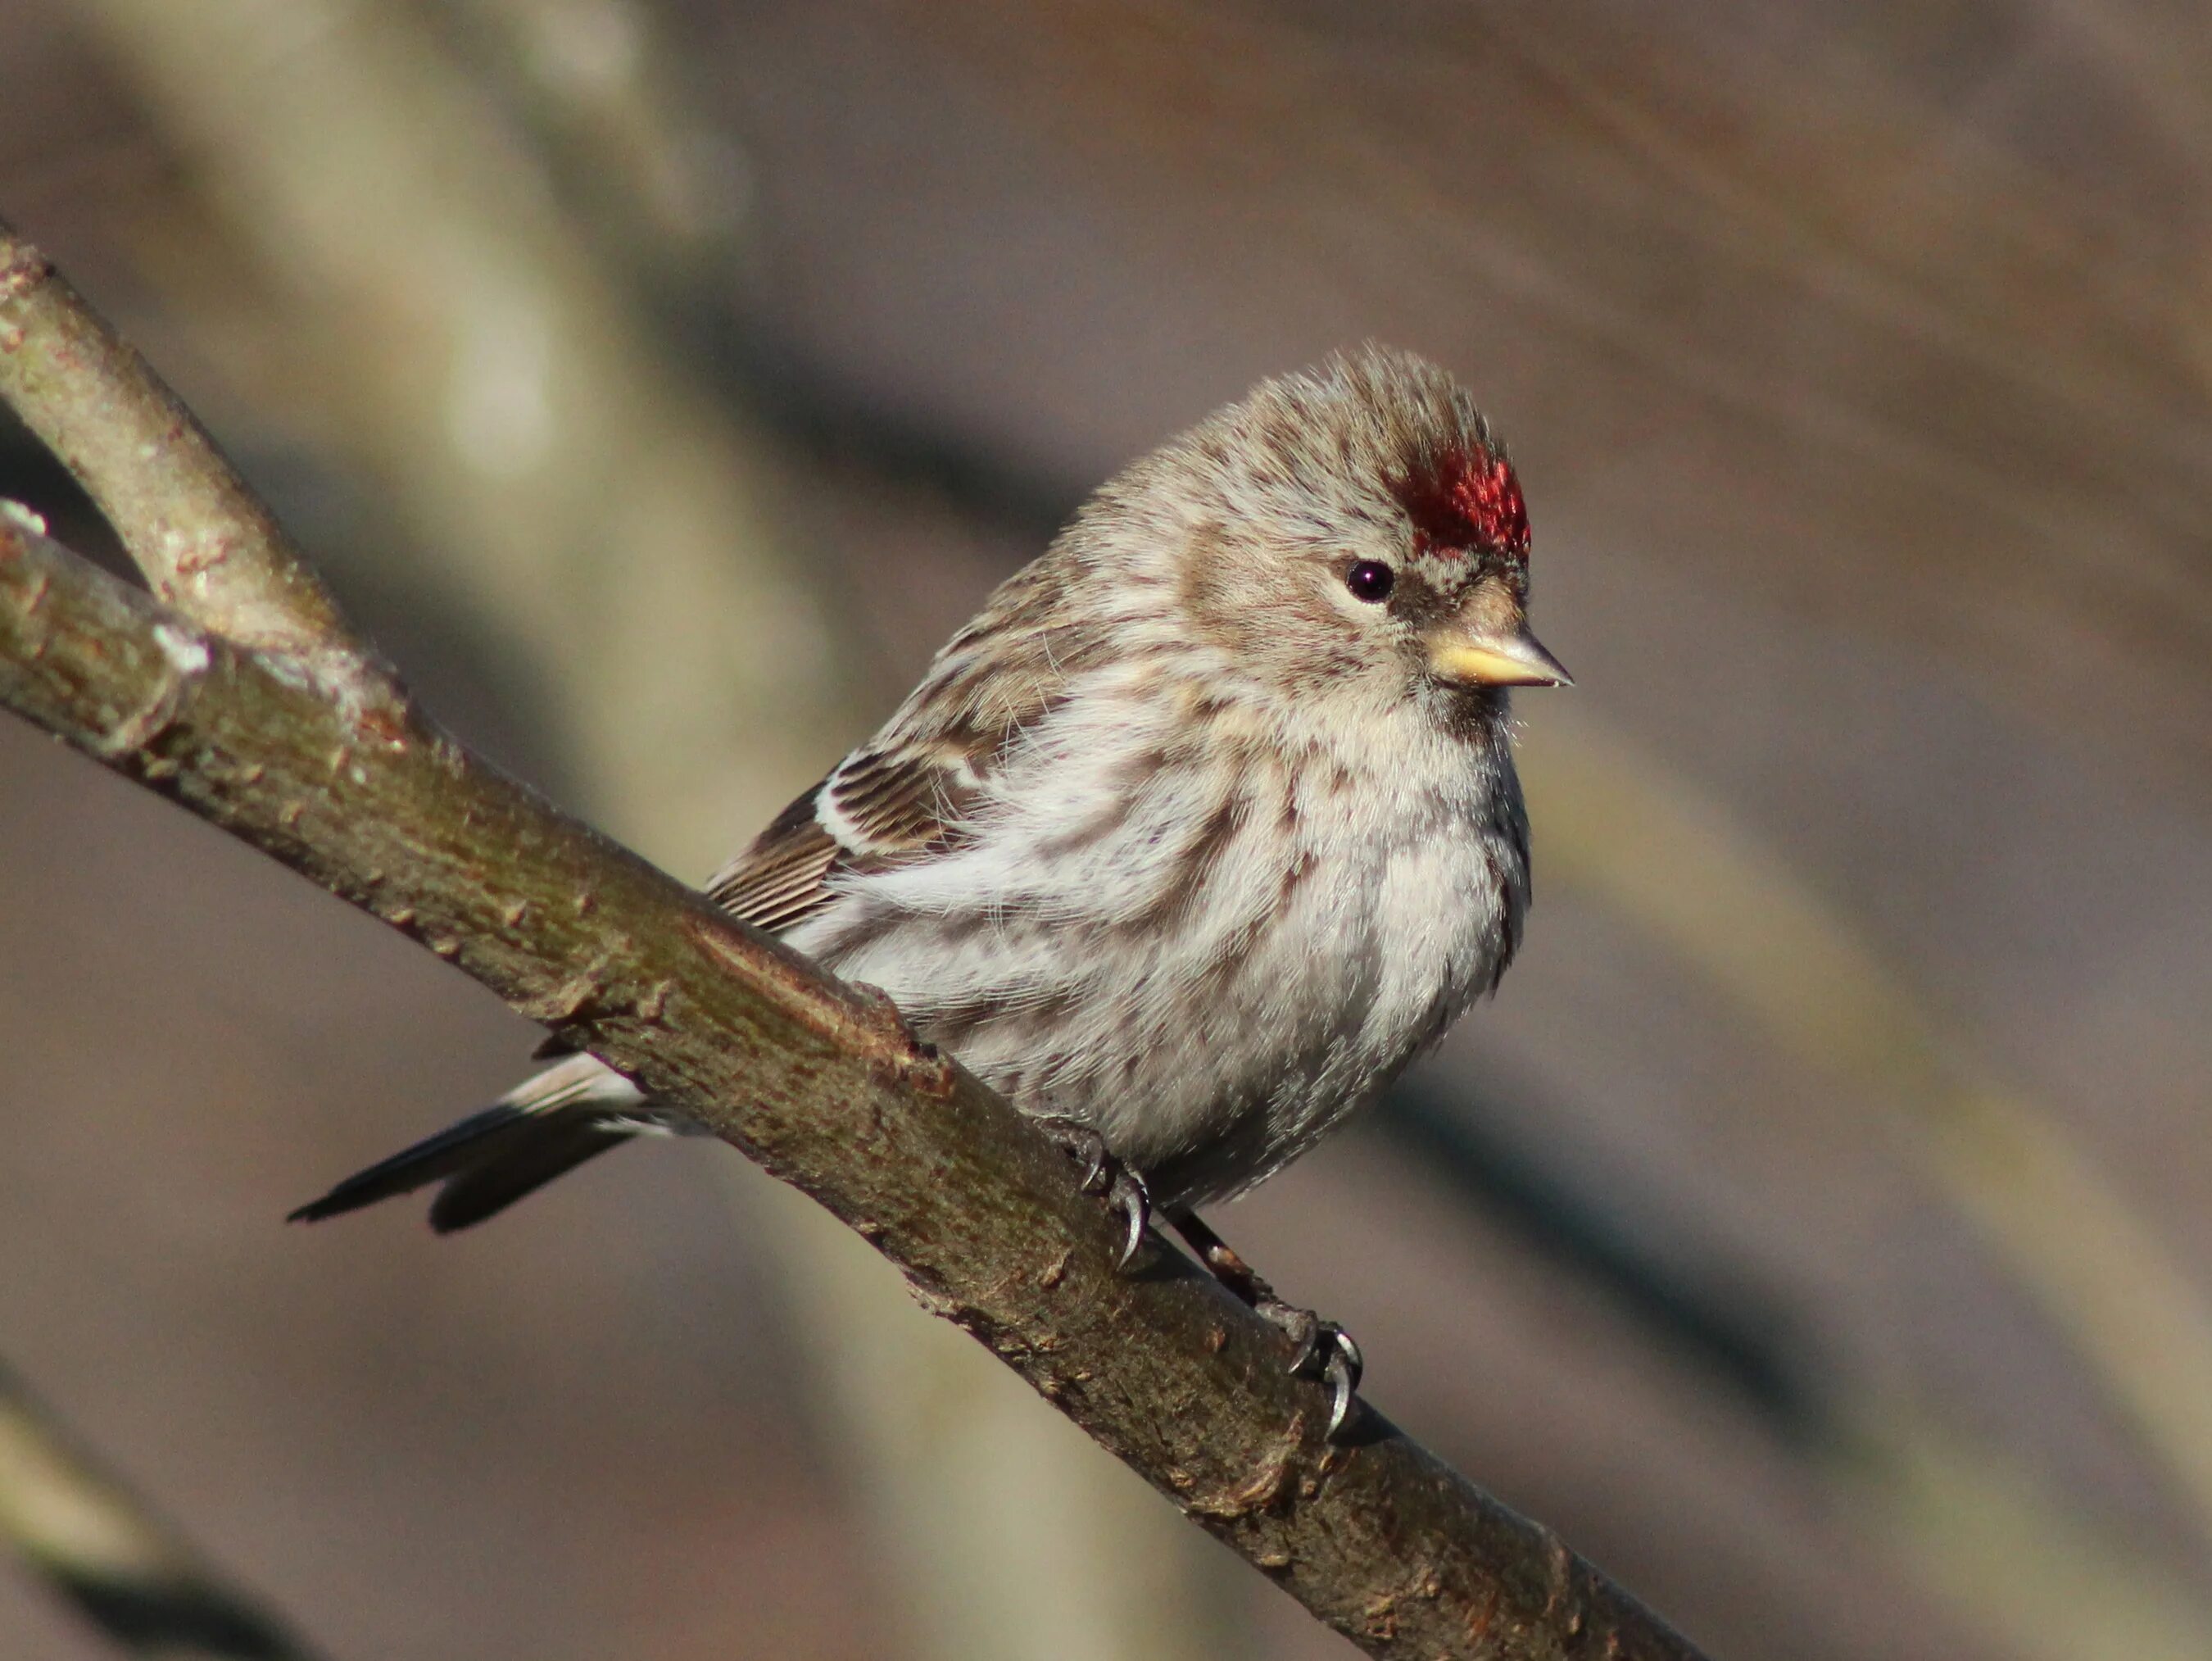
[293,346,1569,1433]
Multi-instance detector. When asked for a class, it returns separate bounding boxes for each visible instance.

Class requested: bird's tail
[288,1053,655,1232]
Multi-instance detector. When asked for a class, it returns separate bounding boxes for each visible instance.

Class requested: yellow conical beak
[1426,619,1573,688]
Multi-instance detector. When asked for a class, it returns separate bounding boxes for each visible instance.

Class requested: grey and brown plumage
[292,345,1570,1427]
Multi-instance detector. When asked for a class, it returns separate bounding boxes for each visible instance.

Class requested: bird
[291,344,1569,1436]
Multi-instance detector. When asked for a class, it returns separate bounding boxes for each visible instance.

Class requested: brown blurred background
[2,2,2210,1658]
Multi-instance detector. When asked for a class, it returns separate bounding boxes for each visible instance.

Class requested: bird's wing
[702,740,984,933]
[705,563,1100,937]
[701,782,847,935]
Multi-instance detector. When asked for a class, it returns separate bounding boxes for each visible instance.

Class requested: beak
[1426,619,1574,689]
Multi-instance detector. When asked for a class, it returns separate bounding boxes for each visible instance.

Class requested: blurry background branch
[0,1359,320,1659]
[76,0,833,861]
[1373,1078,2212,1661]
[0,217,1708,1661]
[1521,711,2212,1556]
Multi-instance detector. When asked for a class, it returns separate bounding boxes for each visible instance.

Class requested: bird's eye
[1344,560,1396,603]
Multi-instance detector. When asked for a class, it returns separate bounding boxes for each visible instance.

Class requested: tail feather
[424,1116,623,1232]
[289,1054,649,1230]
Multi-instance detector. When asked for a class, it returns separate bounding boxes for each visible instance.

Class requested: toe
[1038,1117,1113,1192]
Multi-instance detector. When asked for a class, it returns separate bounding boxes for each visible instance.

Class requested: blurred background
[2,2,2209,1658]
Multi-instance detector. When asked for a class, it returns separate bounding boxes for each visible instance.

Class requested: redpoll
[294,345,1569,1435]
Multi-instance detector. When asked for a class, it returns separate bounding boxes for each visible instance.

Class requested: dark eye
[1344,560,1395,603]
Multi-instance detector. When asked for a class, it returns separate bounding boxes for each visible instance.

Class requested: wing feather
[704,560,1102,939]
[704,784,845,933]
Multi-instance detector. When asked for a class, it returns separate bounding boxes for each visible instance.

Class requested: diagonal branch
[0,229,1707,1661]
[0,492,1700,1661]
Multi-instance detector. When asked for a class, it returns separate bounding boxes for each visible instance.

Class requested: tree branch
[0,220,360,676]
[0,230,1705,1661]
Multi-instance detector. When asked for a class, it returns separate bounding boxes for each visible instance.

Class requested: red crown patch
[1395,448,1530,566]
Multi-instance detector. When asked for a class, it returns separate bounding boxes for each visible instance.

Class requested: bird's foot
[1167,1209,1364,1441]
[1036,1117,1151,1269]
[1257,1296,1364,1441]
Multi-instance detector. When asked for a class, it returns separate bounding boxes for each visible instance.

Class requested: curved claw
[1287,1319,1362,1391]
[1074,1145,1113,1196]
[1036,1115,1151,1271]
[1319,1330,1363,1441]
[1107,1168,1150,1270]
[1260,1299,1364,1441]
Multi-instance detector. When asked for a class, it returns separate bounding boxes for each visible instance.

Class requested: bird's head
[1086,345,1569,720]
